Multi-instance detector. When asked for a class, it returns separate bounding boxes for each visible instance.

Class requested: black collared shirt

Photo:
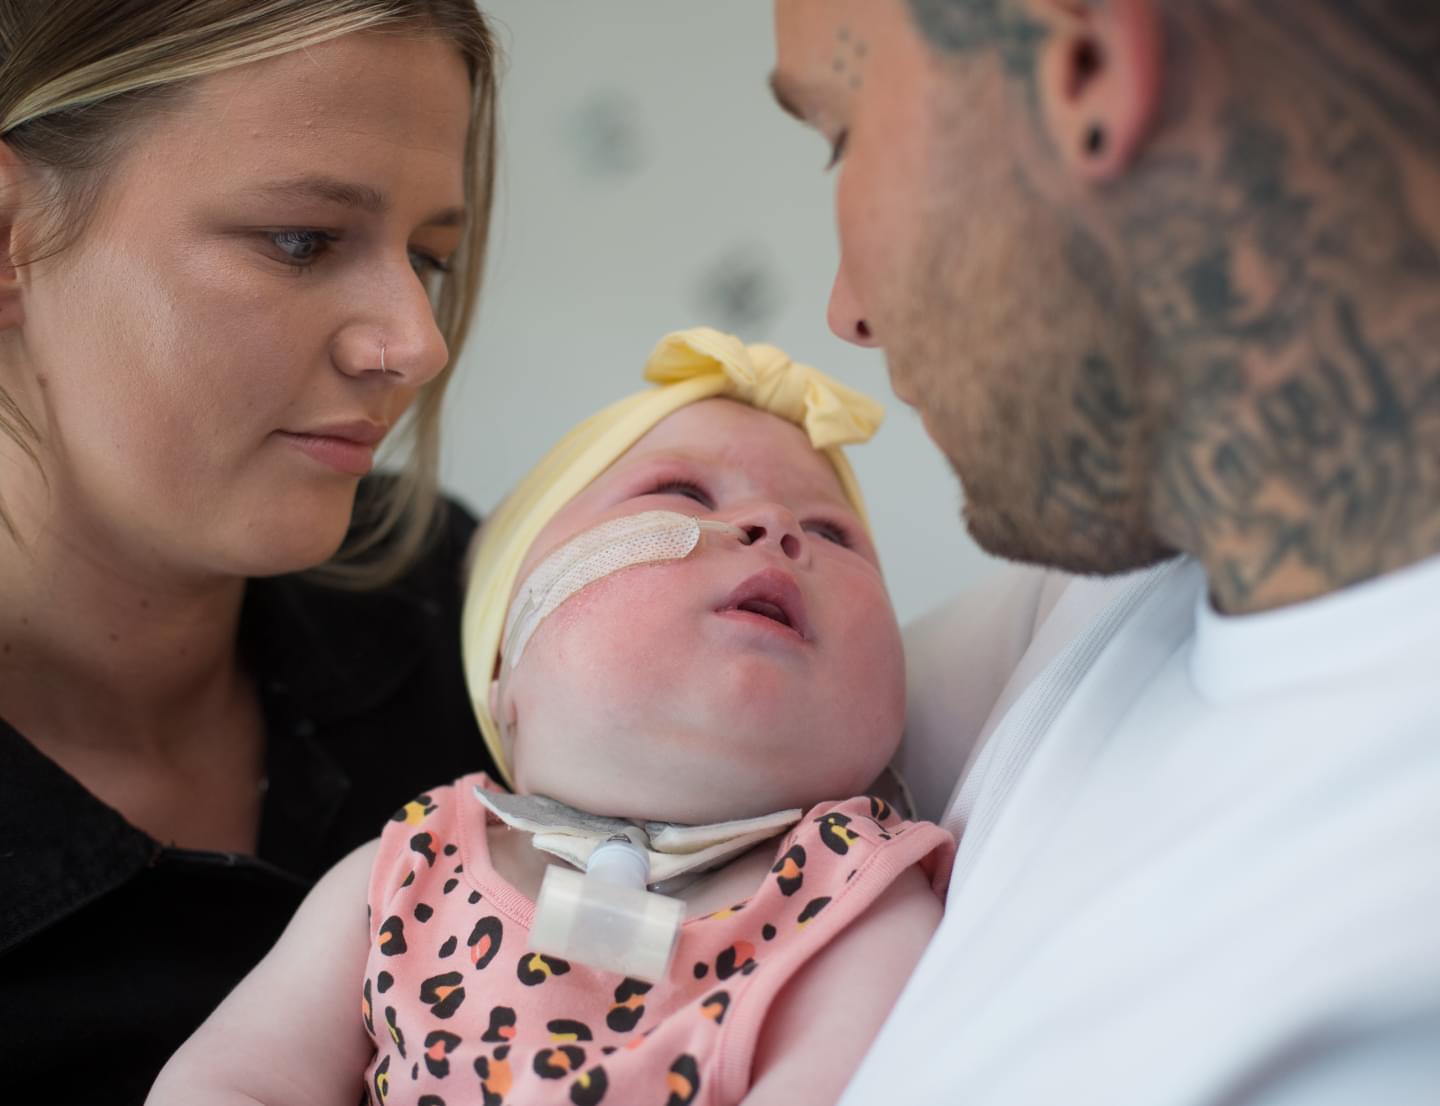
[0,491,498,1106]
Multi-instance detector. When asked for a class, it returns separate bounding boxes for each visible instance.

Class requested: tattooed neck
[905,1,1440,611]
[1133,10,1440,613]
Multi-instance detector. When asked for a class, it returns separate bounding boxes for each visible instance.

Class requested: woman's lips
[276,421,386,476]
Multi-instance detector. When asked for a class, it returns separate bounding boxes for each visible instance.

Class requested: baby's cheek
[516,569,692,716]
[523,566,675,656]
[837,587,907,732]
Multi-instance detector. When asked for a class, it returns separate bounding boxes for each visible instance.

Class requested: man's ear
[0,141,30,332]
[1035,0,1164,181]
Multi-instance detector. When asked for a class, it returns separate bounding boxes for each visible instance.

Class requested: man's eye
[804,519,853,548]
[648,480,713,507]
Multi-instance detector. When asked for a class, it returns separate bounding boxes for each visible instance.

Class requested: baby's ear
[488,677,502,724]
[490,676,520,777]
[489,675,518,731]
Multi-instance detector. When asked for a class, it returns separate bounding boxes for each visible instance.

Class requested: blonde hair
[0,0,499,586]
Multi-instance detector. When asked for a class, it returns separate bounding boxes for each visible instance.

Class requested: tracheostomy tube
[528,833,685,983]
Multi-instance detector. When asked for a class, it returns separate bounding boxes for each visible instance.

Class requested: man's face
[773,0,1171,573]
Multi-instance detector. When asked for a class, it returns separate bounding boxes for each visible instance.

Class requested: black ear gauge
[1084,123,1107,158]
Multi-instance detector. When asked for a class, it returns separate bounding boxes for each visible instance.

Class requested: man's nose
[827,265,879,348]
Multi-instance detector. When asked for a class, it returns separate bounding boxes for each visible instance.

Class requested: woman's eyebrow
[244,174,466,228]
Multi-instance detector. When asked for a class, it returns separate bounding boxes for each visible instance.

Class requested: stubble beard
[884,199,1178,577]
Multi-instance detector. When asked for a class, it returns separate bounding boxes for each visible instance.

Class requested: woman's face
[9,32,472,580]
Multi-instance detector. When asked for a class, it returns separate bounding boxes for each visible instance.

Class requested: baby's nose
[740,522,803,561]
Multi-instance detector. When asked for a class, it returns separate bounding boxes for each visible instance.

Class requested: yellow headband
[461,327,885,786]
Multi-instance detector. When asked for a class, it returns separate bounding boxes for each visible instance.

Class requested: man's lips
[715,568,810,640]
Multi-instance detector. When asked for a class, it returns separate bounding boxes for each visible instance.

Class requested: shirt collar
[0,720,157,954]
[1191,554,1440,700]
[0,565,440,953]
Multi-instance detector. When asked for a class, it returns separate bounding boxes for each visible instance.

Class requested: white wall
[443,1,1001,622]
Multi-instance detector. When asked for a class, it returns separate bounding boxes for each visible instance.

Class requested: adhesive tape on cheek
[502,509,743,668]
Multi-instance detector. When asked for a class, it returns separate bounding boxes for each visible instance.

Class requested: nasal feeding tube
[502,509,748,668]
[502,510,748,982]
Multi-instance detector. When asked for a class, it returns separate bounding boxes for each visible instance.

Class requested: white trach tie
[502,510,747,669]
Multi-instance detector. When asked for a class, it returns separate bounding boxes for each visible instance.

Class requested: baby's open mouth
[734,599,792,628]
[718,569,809,640]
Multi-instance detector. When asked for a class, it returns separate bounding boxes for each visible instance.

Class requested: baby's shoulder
[368,771,496,912]
[381,771,498,835]
[791,793,918,853]
[768,794,954,905]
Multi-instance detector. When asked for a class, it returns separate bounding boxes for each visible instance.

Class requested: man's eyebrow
[768,69,810,122]
[246,175,466,228]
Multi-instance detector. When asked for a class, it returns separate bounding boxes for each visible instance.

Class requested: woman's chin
[215,512,352,579]
[218,484,359,577]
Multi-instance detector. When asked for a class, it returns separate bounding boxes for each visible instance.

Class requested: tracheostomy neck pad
[501,509,746,670]
[476,787,802,983]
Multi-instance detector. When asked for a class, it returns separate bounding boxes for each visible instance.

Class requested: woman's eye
[409,249,453,278]
[647,480,713,508]
[804,519,853,548]
[269,229,337,268]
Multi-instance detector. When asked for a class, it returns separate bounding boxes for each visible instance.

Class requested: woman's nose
[827,264,879,348]
[734,503,808,564]
[334,262,450,386]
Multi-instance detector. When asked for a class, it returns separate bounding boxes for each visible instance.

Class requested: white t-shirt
[844,555,1440,1105]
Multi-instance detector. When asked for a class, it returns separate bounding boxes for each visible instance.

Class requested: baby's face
[498,398,905,822]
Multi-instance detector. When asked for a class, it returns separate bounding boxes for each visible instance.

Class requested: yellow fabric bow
[644,328,884,451]
[462,327,885,786]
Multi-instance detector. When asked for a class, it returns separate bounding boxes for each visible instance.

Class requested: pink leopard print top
[361,773,952,1106]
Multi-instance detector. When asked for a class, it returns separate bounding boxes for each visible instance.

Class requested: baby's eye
[804,519,853,548]
[646,480,714,508]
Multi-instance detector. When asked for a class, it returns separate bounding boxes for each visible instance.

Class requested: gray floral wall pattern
[441,1,997,622]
